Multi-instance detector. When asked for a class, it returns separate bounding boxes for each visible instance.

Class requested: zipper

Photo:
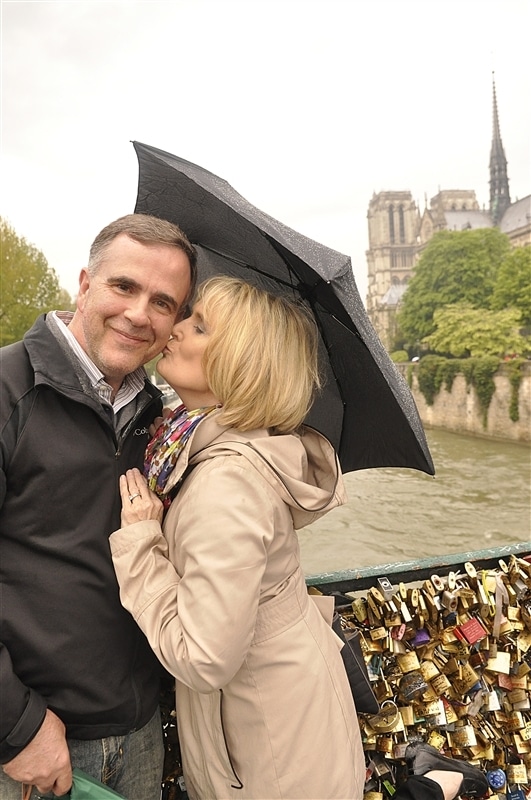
[219,689,244,790]
[114,388,160,458]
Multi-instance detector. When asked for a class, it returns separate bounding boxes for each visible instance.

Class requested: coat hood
[164,412,347,529]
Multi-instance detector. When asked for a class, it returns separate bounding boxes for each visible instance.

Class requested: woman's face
[157,302,218,410]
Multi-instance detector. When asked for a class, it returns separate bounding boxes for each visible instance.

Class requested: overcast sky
[2,0,530,303]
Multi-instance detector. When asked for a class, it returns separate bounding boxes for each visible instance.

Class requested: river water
[298,428,530,577]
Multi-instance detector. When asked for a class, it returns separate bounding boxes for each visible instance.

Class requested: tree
[425,303,524,358]
[0,217,73,346]
[398,228,511,345]
[490,246,531,328]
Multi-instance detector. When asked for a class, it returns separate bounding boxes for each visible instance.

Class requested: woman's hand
[119,469,164,527]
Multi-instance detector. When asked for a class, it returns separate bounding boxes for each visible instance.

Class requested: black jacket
[0,315,163,763]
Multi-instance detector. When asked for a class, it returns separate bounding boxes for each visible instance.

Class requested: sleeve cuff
[0,689,47,764]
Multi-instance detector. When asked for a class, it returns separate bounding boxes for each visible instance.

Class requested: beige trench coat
[110,416,365,799]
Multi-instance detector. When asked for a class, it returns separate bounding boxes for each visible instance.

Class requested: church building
[365,80,531,351]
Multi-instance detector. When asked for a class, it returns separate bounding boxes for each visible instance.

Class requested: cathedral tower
[365,191,420,349]
[489,76,511,224]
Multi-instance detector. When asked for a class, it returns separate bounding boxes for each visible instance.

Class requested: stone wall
[396,362,531,443]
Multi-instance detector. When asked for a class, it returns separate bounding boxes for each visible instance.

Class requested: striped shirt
[52,311,147,413]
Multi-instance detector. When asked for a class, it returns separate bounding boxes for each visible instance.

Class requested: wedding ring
[128,493,141,502]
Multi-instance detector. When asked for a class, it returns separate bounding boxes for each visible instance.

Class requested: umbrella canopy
[133,141,434,476]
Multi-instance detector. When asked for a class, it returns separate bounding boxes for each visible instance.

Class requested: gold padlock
[450,724,477,748]
[451,662,480,696]
[351,597,368,623]
[399,705,415,726]
[397,651,420,673]
[419,659,440,681]
[506,763,527,783]
[376,736,395,754]
[368,700,400,733]
[374,678,394,703]
[427,730,447,750]
[431,673,452,696]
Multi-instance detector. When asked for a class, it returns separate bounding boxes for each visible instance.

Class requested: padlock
[485,690,501,711]
[377,576,395,602]
[374,678,394,703]
[506,762,527,784]
[441,696,459,724]
[399,601,412,624]
[376,735,394,754]
[441,590,458,612]
[396,651,420,674]
[399,670,428,702]
[351,597,368,623]
[455,616,488,645]
[430,574,445,593]
[398,705,415,726]
[449,724,477,748]
[504,711,525,732]
[431,672,452,696]
[368,586,386,607]
[419,659,440,682]
[393,742,409,759]
[487,650,511,674]
[368,700,400,733]
[508,688,527,705]
[451,662,480,696]
[427,730,447,750]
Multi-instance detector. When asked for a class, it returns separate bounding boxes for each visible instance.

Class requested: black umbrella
[133,141,434,476]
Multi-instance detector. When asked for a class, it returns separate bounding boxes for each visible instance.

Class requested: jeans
[0,708,164,800]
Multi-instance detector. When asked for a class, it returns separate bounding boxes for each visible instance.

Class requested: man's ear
[76,268,91,311]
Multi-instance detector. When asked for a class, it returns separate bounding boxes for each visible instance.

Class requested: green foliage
[416,354,499,427]
[471,356,499,426]
[390,350,409,363]
[398,228,511,345]
[506,358,525,422]
[417,355,448,405]
[491,246,531,328]
[425,303,524,358]
[461,359,475,387]
[440,359,462,392]
[0,217,73,346]
[416,355,466,405]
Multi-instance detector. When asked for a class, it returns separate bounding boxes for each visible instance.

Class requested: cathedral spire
[489,74,511,225]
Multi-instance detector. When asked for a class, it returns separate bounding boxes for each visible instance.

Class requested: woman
[110,276,365,799]
[110,277,488,800]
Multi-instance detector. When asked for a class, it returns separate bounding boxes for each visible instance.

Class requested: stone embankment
[396,362,531,444]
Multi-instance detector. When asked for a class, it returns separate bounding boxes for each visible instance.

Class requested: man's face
[71,233,191,391]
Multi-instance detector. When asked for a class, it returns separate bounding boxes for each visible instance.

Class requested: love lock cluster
[335,554,531,799]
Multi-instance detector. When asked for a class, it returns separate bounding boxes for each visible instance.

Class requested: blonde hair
[196,277,321,433]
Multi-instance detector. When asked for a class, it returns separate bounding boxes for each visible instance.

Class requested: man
[0,214,196,799]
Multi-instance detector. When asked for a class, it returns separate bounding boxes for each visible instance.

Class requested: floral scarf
[144,403,217,508]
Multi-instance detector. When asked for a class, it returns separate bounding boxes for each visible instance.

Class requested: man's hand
[2,709,72,795]
[149,406,172,437]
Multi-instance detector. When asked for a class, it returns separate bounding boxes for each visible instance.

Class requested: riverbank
[396,361,531,443]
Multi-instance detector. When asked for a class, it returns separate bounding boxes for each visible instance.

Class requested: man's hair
[196,276,321,433]
[88,214,198,306]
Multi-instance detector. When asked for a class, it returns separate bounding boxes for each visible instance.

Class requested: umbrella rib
[199,243,302,291]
